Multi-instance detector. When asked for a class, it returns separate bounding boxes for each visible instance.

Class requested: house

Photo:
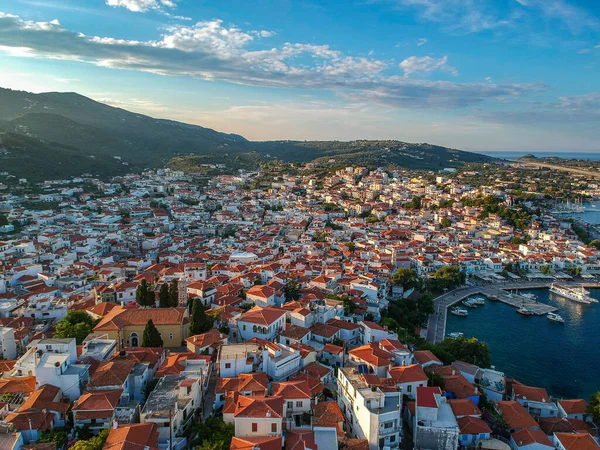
[510,429,554,450]
[140,374,202,449]
[310,324,341,345]
[441,374,480,405]
[13,338,90,401]
[237,307,286,341]
[246,285,276,307]
[448,399,481,419]
[511,384,558,418]
[321,344,343,367]
[93,307,190,349]
[223,392,284,438]
[219,343,264,377]
[557,399,588,421]
[272,379,312,430]
[103,423,160,450]
[72,389,123,434]
[215,372,269,409]
[263,342,303,381]
[312,401,345,436]
[230,436,283,450]
[109,347,167,380]
[495,401,539,433]
[155,352,211,381]
[348,343,394,377]
[379,339,412,366]
[412,350,443,369]
[553,432,600,450]
[359,321,398,344]
[327,319,362,345]
[456,416,491,448]
[279,325,312,346]
[387,364,428,399]
[413,386,459,450]
[186,329,228,355]
[337,367,402,450]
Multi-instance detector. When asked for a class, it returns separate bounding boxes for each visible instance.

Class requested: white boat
[549,283,596,305]
[463,299,478,308]
[447,332,464,339]
[451,307,469,317]
[518,292,537,301]
[547,312,564,323]
[516,306,534,316]
[472,297,486,305]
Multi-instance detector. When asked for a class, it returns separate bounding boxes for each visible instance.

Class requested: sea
[479,151,600,161]
[447,288,600,400]
[565,200,600,225]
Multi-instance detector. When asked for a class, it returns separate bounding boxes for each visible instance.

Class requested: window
[296,401,302,407]
[252,423,258,432]
[271,423,277,433]
[287,401,293,409]
[169,333,174,340]
[407,385,412,393]
[225,363,231,369]
[390,436,395,443]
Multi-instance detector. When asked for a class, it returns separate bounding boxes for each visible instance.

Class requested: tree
[39,430,68,448]
[342,296,356,316]
[590,240,600,250]
[428,265,465,292]
[440,217,452,228]
[71,428,109,450]
[284,275,300,301]
[392,268,420,291]
[168,279,179,307]
[429,337,491,368]
[588,392,600,424]
[540,265,551,275]
[55,310,95,344]
[190,418,235,450]
[136,279,150,306]
[142,320,163,347]
[158,283,170,308]
[0,213,7,226]
[189,298,213,335]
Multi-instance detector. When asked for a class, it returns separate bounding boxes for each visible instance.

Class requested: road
[518,160,600,180]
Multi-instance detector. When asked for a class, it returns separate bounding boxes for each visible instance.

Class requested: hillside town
[0,162,599,450]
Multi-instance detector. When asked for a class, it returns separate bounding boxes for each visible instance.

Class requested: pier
[426,281,600,344]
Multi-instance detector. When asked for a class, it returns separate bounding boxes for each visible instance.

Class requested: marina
[445,287,600,399]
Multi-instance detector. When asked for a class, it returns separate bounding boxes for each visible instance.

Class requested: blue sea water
[566,201,600,225]
[479,151,600,161]
[446,288,600,400]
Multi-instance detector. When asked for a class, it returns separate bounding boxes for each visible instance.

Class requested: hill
[0,87,496,180]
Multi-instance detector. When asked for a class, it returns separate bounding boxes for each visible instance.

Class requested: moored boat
[447,332,464,339]
[517,306,534,315]
[463,299,478,308]
[547,312,564,323]
[549,283,596,304]
[451,307,469,317]
[471,296,486,305]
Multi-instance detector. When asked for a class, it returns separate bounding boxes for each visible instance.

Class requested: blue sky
[0,0,599,152]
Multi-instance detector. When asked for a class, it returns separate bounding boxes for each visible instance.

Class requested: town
[0,160,599,450]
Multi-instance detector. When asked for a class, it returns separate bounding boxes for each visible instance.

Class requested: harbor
[426,281,600,345]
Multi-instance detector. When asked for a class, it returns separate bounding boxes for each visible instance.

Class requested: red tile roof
[510,429,553,448]
[104,423,160,450]
[553,432,600,450]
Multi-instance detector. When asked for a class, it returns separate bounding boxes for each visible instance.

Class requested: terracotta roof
[512,384,549,403]
[322,343,343,355]
[312,401,344,428]
[88,360,135,388]
[186,329,227,349]
[442,374,477,399]
[388,364,427,384]
[73,389,122,420]
[104,423,160,450]
[216,372,268,395]
[511,429,553,448]
[6,410,54,432]
[553,432,600,450]
[280,325,311,341]
[558,399,588,415]
[19,384,68,414]
[416,386,441,408]
[0,377,36,395]
[496,401,538,430]
[239,306,286,326]
[310,323,340,339]
[413,350,442,366]
[230,436,282,450]
[300,362,332,381]
[457,416,491,435]
[232,393,284,418]
[94,307,188,331]
[272,380,311,400]
[349,343,394,367]
[286,430,317,450]
[448,399,481,418]
[537,418,576,435]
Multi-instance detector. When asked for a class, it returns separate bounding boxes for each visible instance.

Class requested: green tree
[39,430,67,448]
[168,279,179,307]
[142,320,163,347]
[440,217,452,228]
[540,265,551,275]
[189,298,214,335]
[428,265,465,292]
[158,283,170,308]
[587,392,600,424]
[342,296,356,316]
[136,279,151,307]
[71,428,109,450]
[429,337,491,368]
[392,268,421,291]
[55,311,95,344]
[590,240,600,250]
[0,213,8,226]
[191,418,235,450]
[284,275,300,301]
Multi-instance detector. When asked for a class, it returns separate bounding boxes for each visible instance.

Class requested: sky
[0,0,599,152]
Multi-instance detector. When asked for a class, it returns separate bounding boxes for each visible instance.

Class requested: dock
[426,281,599,344]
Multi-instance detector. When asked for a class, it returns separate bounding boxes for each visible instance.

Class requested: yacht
[516,306,534,315]
[470,296,486,305]
[550,283,596,305]
[447,332,464,339]
[451,307,469,317]
[518,292,537,301]
[462,299,478,308]
[547,312,565,323]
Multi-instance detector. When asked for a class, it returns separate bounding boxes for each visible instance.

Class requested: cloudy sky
[0,0,599,152]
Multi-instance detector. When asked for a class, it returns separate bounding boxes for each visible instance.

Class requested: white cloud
[0,12,544,109]
[105,0,175,13]
[399,55,458,77]
[416,38,427,46]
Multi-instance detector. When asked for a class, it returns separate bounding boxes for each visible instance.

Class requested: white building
[337,367,402,450]
[413,386,459,450]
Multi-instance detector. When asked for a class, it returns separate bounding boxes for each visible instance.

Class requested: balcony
[379,426,401,436]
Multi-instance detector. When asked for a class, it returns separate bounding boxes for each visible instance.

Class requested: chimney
[113,420,119,429]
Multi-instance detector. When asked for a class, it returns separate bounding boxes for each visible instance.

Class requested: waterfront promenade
[426,281,600,344]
